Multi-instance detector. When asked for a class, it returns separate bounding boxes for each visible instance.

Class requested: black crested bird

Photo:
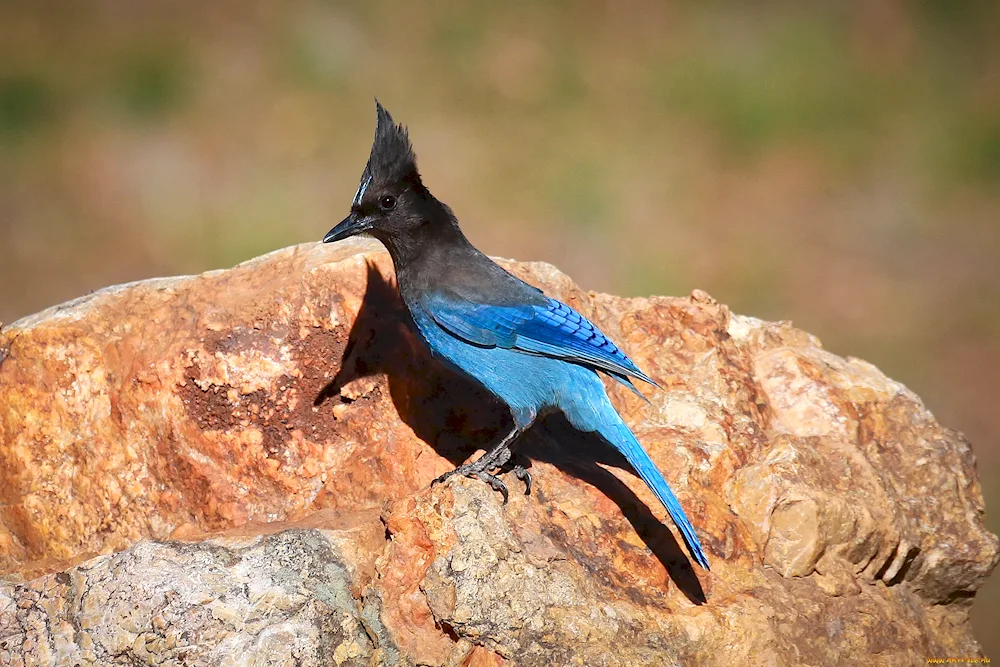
[322,102,709,570]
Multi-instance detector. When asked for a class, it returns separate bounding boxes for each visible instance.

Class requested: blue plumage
[428,293,657,389]
[322,102,710,571]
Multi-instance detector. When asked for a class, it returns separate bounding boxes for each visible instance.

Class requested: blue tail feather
[602,418,710,570]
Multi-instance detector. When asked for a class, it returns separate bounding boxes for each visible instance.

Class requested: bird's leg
[432,423,528,503]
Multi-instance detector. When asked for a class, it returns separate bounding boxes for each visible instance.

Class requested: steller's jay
[322,102,709,570]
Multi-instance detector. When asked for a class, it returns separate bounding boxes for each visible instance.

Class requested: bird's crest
[354,101,419,205]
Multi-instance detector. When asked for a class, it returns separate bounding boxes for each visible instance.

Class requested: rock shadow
[315,261,706,603]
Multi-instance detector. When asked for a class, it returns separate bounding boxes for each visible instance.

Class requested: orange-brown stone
[0,239,995,664]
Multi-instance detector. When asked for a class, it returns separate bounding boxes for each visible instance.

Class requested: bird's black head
[323,101,455,252]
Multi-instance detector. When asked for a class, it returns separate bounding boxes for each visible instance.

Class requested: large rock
[0,239,996,665]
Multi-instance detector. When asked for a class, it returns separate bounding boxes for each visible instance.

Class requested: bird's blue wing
[514,299,658,387]
[427,299,528,348]
[426,292,658,389]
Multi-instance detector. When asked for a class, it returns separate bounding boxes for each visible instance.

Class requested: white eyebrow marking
[353,175,373,205]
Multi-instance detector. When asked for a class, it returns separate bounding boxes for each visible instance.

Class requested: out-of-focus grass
[0,74,56,140]
[654,13,879,165]
[0,0,998,657]
[113,48,191,119]
[952,114,1000,185]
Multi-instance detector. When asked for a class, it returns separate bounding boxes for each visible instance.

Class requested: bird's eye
[378,195,396,211]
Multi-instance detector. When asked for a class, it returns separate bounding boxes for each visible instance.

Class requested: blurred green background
[1,0,997,655]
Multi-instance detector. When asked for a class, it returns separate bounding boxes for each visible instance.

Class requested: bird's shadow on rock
[315,261,706,604]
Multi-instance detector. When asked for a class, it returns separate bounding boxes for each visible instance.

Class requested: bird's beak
[322,211,370,243]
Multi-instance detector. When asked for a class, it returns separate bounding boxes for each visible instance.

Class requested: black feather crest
[359,101,419,193]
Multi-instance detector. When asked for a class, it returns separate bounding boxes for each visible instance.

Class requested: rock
[0,512,387,666]
[0,239,996,665]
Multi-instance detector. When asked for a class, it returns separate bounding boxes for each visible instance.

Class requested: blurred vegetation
[0,0,998,654]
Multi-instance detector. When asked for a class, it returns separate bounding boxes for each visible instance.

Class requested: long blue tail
[601,417,710,570]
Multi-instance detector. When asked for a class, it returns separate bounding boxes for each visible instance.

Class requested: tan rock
[0,239,996,664]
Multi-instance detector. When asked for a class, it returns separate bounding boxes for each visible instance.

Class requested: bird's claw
[476,471,509,504]
[430,471,451,487]
[514,465,532,496]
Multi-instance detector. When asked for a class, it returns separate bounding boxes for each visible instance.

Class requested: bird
[322,102,710,570]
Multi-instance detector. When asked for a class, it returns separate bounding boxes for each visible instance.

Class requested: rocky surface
[0,238,996,665]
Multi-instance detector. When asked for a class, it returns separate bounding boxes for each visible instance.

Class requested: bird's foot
[432,445,508,485]
[432,465,512,504]
[431,445,531,504]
